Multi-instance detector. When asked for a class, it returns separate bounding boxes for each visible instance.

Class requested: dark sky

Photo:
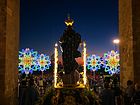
[20,0,118,56]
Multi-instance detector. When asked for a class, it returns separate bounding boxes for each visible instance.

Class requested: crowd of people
[94,79,140,105]
[18,74,53,105]
[18,73,140,105]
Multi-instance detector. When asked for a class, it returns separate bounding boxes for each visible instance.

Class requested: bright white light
[83,42,87,85]
[55,43,58,47]
[54,44,58,88]
[113,39,120,44]
[83,41,86,47]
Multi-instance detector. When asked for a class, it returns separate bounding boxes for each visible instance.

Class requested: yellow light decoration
[54,43,58,88]
[83,42,87,85]
[65,20,74,26]
[108,58,118,67]
[23,57,33,66]
[64,15,74,26]
[92,60,96,65]
[39,59,44,66]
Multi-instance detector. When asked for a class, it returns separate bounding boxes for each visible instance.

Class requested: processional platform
[53,16,87,89]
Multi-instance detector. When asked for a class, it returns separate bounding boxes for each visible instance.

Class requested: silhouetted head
[127,80,133,86]
[104,82,109,89]
[135,83,140,91]
[21,80,26,86]
[28,79,34,86]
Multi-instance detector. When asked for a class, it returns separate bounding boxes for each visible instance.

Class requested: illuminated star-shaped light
[103,50,120,74]
[86,54,102,71]
[37,54,51,71]
[19,48,38,75]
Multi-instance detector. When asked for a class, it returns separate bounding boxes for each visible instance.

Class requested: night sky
[20,0,118,56]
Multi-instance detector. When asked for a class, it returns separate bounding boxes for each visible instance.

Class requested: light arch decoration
[103,50,120,74]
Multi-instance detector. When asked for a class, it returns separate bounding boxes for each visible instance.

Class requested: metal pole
[114,44,117,51]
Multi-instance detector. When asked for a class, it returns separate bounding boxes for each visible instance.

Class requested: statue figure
[59,16,81,75]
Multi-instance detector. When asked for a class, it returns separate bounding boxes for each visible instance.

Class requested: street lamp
[113,39,120,51]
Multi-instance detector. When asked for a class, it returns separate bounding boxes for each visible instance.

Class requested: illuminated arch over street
[103,50,120,74]
[86,54,102,71]
[18,48,38,75]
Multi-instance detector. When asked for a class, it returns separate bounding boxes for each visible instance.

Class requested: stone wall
[119,0,140,88]
[0,1,6,103]
[132,0,140,85]
[0,0,19,105]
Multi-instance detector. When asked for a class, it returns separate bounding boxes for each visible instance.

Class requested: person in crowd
[100,82,115,105]
[97,76,104,95]
[124,80,135,105]
[51,89,60,105]
[21,79,39,105]
[19,80,27,105]
[39,78,44,95]
[112,75,121,105]
[133,83,140,105]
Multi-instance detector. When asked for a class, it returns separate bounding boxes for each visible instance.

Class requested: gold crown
[65,15,74,26]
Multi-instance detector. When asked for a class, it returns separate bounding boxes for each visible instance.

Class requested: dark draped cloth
[20,86,39,105]
[60,27,81,74]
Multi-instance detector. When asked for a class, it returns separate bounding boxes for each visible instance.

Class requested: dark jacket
[133,90,140,105]
[21,86,39,105]
[100,88,115,105]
